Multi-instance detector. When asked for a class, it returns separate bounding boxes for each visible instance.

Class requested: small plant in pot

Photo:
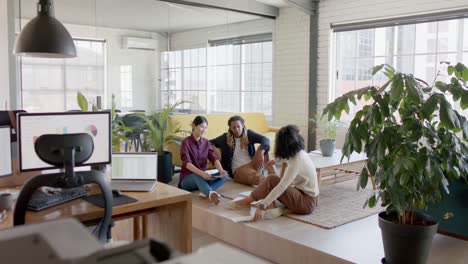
[323,63,468,264]
[136,101,185,183]
[310,114,343,156]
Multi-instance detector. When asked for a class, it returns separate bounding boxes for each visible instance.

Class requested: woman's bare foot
[209,191,221,205]
[266,160,277,175]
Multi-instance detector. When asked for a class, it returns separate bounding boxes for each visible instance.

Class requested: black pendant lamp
[14,0,76,58]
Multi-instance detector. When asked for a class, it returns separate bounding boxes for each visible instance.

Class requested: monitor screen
[0,126,12,177]
[18,112,111,172]
[111,153,157,180]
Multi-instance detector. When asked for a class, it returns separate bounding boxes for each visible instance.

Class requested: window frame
[20,38,107,112]
[160,33,273,120]
[331,17,468,122]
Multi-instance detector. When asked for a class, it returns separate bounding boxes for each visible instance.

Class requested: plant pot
[378,211,438,264]
[319,139,336,157]
[158,151,173,184]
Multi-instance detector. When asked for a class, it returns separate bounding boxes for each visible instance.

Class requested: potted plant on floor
[137,101,185,183]
[323,63,468,264]
[310,114,344,156]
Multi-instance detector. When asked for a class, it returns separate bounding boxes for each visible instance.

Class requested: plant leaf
[463,69,468,82]
[405,75,422,103]
[360,167,368,189]
[461,90,468,110]
[368,195,377,208]
[447,65,454,76]
[439,100,461,129]
[390,74,403,103]
[77,91,88,111]
[372,64,385,75]
[422,94,439,119]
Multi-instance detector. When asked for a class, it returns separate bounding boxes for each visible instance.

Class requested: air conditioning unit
[122,36,157,50]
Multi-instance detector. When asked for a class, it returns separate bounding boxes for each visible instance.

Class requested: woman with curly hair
[227,125,319,221]
[210,115,270,186]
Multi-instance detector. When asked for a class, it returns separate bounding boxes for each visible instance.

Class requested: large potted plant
[137,101,184,183]
[323,63,468,264]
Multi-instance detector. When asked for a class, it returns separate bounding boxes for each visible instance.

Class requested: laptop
[110,153,158,192]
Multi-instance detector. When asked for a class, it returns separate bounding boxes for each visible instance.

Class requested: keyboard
[28,187,88,211]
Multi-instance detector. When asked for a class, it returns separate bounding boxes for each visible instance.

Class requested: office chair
[122,114,145,152]
[14,133,113,242]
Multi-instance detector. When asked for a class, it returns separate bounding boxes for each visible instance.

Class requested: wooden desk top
[309,149,367,170]
[0,182,191,230]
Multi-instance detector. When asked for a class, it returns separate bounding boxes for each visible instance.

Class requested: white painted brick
[315,0,467,146]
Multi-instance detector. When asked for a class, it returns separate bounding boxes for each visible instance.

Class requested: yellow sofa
[166,112,279,169]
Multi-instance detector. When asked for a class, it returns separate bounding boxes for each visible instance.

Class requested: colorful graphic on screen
[31,124,97,142]
[55,127,68,134]
[85,124,98,137]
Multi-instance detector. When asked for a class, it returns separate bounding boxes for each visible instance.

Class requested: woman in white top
[228,125,319,221]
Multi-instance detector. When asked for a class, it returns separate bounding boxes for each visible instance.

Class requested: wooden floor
[192,227,226,251]
[191,195,468,264]
[170,175,468,264]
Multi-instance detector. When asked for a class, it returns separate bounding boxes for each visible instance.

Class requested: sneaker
[208,191,221,205]
[263,207,289,220]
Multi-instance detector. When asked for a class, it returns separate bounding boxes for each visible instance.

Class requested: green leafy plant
[110,94,131,152]
[323,62,468,225]
[137,101,186,156]
[77,91,98,111]
[77,91,130,151]
[310,113,344,140]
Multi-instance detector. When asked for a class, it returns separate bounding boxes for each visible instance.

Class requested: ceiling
[18,0,269,33]
[255,0,289,8]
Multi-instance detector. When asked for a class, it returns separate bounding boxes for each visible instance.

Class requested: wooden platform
[187,180,468,264]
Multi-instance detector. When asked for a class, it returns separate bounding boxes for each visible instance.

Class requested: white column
[0,0,10,109]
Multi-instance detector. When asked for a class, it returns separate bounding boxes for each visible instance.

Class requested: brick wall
[272,7,311,143]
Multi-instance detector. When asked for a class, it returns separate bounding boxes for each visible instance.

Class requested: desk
[0,182,193,253]
[309,149,372,188]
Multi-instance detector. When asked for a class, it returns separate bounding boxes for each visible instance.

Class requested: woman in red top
[179,116,227,204]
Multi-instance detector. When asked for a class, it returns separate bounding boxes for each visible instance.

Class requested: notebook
[110,153,158,192]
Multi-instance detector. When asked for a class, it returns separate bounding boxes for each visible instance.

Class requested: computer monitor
[17,112,111,172]
[0,126,12,177]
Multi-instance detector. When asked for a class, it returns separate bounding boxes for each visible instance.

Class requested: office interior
[0,0,467,263]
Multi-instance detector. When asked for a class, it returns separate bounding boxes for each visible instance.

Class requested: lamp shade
[14,0,76,58]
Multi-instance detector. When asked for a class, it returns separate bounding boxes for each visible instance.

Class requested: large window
[161,34,272,119]
[120,65,133,108]
[333,18,468,122]
[21,39,106,112]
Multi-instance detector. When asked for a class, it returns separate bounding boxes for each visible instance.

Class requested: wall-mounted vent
[122,37,157,50]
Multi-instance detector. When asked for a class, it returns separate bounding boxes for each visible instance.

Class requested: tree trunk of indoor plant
[158,151,173,184]
[378,211,438,264]
[319,139,336,157]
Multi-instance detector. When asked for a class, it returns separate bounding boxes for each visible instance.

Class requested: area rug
[218,180,381,229]
[285,180,381,229]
